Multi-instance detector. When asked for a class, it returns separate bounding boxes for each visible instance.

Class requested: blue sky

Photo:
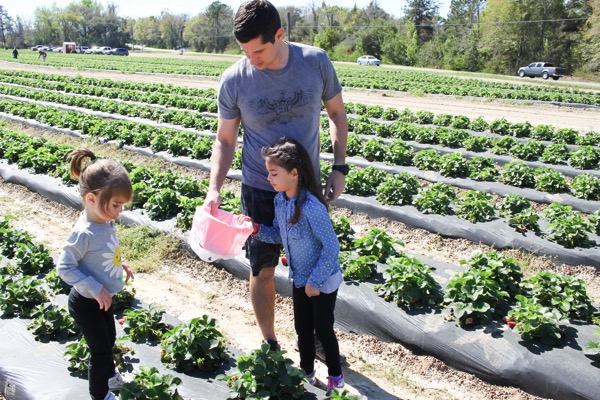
[4,0,450,21]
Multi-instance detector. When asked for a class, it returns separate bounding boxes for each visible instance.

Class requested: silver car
[357,55,381,66]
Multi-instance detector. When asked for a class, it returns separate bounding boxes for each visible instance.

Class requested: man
[204,0,348,352]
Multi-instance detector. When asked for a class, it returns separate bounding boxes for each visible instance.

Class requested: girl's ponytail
[67,149,97,181]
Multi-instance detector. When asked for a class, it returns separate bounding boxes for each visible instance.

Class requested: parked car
[30,45,43,51]
[109,48,129,56]
[517,62,567,80]
[99,46,113,55]
[75,46,89,54]
[357,55,381,66]
[84,46,99,54]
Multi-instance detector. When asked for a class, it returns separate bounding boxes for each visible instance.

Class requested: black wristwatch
[332,164,350,175]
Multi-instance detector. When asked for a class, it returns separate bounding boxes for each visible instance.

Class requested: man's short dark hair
[234,0,281,44]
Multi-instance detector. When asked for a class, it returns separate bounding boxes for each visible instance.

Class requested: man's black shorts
[241,183,281,276]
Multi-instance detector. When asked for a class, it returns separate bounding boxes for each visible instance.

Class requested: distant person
[38,50,47,61]
[12,48,18,59]
[238,137,345,391]
[57,149,134,400]
[204,0,348,354]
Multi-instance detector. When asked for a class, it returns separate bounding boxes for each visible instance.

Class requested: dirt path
[2,60,599,133]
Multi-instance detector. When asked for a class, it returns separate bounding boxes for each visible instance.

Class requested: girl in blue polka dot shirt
[238,136,345,391]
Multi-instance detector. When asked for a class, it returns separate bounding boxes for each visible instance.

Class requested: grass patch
[117,225,179,273]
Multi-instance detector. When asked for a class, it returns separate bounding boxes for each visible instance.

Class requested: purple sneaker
[326,372,345,391]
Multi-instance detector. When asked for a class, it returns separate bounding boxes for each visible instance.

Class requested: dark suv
[109,48,129,56]
[517,62,566,80]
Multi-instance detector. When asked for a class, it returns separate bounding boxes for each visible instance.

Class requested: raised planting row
[3,49,600,106]
[2,121,600,266]
[0,68,217,98]
[3,67,598,148]
[0,217,348,399]
[2,96,598,210]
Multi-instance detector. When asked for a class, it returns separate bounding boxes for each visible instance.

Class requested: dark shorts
[241,183,281,276]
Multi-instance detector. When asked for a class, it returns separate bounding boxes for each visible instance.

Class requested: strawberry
[281,256,288,266]
[508,321,516,329]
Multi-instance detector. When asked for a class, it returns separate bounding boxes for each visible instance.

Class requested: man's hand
[324,170,346,202]
[204,189,222,216]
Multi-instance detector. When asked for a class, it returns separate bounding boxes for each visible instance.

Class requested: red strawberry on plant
[508,321,516,329]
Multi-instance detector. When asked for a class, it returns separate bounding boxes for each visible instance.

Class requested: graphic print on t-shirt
[102,233,123,278]
[253,89,313,125]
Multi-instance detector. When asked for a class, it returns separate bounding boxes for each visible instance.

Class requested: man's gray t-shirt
[218,42,342,192]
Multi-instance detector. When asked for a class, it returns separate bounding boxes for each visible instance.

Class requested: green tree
[404,0,439,43]
[204,1,233,53]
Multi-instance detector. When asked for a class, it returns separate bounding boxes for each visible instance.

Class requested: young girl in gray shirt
[57,149,134,400]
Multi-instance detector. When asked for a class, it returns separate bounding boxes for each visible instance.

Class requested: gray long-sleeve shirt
[57,213,125,299]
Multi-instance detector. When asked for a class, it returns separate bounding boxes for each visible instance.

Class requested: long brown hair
[67,149,132,213]
[261,137,327,225]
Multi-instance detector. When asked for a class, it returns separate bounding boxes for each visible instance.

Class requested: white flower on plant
[102,233,123,278]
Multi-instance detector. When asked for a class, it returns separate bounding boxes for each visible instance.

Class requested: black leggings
[293,286,341,377]
[68,288,116,400]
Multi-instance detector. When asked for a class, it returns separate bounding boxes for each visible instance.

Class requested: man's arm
[323,92,348,202]
[205,115,240,213]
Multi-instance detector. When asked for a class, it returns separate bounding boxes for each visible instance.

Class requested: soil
[1,58,600,400]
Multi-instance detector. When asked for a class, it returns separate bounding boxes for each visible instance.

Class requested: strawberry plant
[544,205,593,248]
[367,105,384,118]
[451,115,471,130]
[340,252,378,281]
[375,122,393,138]
[523,272,596,321]
[460,250,523,296]
[497,194,531,216]
[384,139,413,166]
[469,116,489,132]
[415,110,434,124]
[26,304,78,342]
[509,121,533,138]
[119,366,182,400]
[399,108,416,123]
[327,388,365,400]
[218,343,306,400]
[160,315,230,371]
[584,328,600,359]
[112,283,137,312]
[65,337,135,374]
[570,173,600,201]
[44,269,71,295]
[509,141,545,161]
[362,138,387,162]
[332,216,356,251]
[122,304,173,342]
[0,275,49,318]
[438,152,470,178]
[345,167,386,196]
[376,172,421,206]
[414,127,439,144]
[508,295,566,345]
[413,149,441,171]
[414,183,455,215]
[462,136,491,152]
[490,117,511,135]
[468,156,498,181]
[533,167,568,193]
[499,161,535,188]
[433,113,453,127]
[444,268,509,325]
[0,227,33,259]
[438,128,468,148]
[13,242,55,275]
[577,131,600,146]
[531,124,554,141]
[346,134,364,156]
[589,210,600,235]
[381,107,399,120]
[553,128,578,144]
[541,143,569,164]
[508,210,540,233]
[455,191,496,223]
[354,228,403,263]
[569,145,599,170]
[375,254,442,309]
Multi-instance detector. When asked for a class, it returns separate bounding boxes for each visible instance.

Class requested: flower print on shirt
[102,233,123,279]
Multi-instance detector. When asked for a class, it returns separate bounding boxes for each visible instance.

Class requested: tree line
[0,0,598,78]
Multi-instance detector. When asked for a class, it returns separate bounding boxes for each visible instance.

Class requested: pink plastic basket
[188,206,254,262]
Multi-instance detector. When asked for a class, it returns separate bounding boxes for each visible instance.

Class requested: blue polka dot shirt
[255,190,342,289]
